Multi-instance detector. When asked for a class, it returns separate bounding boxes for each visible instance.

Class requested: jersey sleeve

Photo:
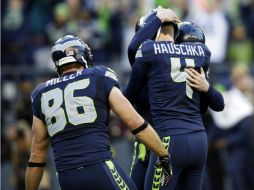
[102,67,120,96]
[135,40,156,62]
[200,85,225,114]
[31,84,44,120]
[128,16,162,66]
[124,58,148,104]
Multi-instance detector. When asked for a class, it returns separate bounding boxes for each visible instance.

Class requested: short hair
[160,22,176,39]
[58,62,83,76]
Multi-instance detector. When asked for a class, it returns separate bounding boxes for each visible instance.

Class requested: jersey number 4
[41,79,97,137]
[170,58,195,99]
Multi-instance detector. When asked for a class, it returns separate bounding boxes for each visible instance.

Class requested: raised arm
[128,8,180,65]
[128,16,162,65]
[25,116,49,190]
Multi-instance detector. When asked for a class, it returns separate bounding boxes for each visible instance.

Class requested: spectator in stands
[187,0,230,64]
[2,0,29,65]
[4,120,31,190]
[1,133,12,190]
[228,22,254,66]
[66,0,95,21]
[15,81,34,125]
[210,64,254,190]
[45,2,71,44]
[230,64,254,104]
[239,0,254,47]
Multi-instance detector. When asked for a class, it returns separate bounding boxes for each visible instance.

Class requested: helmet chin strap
[55,66,61,76]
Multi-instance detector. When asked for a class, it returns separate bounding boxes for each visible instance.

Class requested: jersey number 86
[41,78,97,137]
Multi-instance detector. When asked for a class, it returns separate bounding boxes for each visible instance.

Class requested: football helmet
[175,22,205,44]
[135,9,178,40]
[51,35,93,72]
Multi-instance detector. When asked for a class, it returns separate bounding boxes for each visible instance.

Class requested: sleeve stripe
[105,71,118,81]
[135,49,143,58]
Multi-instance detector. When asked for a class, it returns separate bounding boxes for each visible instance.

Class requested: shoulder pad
[31,83,45,102]
[135,39,155,59]
[94,66,118,81]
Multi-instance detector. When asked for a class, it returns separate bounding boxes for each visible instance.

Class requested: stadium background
[1,0,254,189]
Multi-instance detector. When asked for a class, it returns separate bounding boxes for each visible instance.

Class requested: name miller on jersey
[46,70,82,87]
[153,43,205,56]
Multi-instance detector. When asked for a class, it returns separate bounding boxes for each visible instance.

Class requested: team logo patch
[66,50,74,56]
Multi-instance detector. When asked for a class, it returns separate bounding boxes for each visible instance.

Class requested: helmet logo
[66,50,74,56]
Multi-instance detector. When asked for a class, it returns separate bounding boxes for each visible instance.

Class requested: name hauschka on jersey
[153,43,205,56]
[46,70,82,87]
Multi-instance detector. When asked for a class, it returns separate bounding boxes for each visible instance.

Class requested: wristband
[131,121,148,135]
[28,162,46,167]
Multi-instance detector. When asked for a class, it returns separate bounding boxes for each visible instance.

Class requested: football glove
[155,154,173,187]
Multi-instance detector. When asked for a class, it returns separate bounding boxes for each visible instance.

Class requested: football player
[177,22,225,113]
[127,8,180,190]
[125,17,224,190]
[25,35,173,190]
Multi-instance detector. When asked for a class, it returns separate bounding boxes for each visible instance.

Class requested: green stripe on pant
[105,160,130,190]
[152,136,171,190]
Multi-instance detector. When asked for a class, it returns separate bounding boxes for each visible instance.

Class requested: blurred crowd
[1,0,254,190]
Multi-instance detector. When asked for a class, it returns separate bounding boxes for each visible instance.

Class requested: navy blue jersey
[31,66,119,172]
[125,40,211,136]
[128,16,162,65]
[126,17,163,123]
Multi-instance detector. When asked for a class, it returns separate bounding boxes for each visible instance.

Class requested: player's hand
[186,67,210,92]
[155,155,173,187]
[156,7,180,23]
